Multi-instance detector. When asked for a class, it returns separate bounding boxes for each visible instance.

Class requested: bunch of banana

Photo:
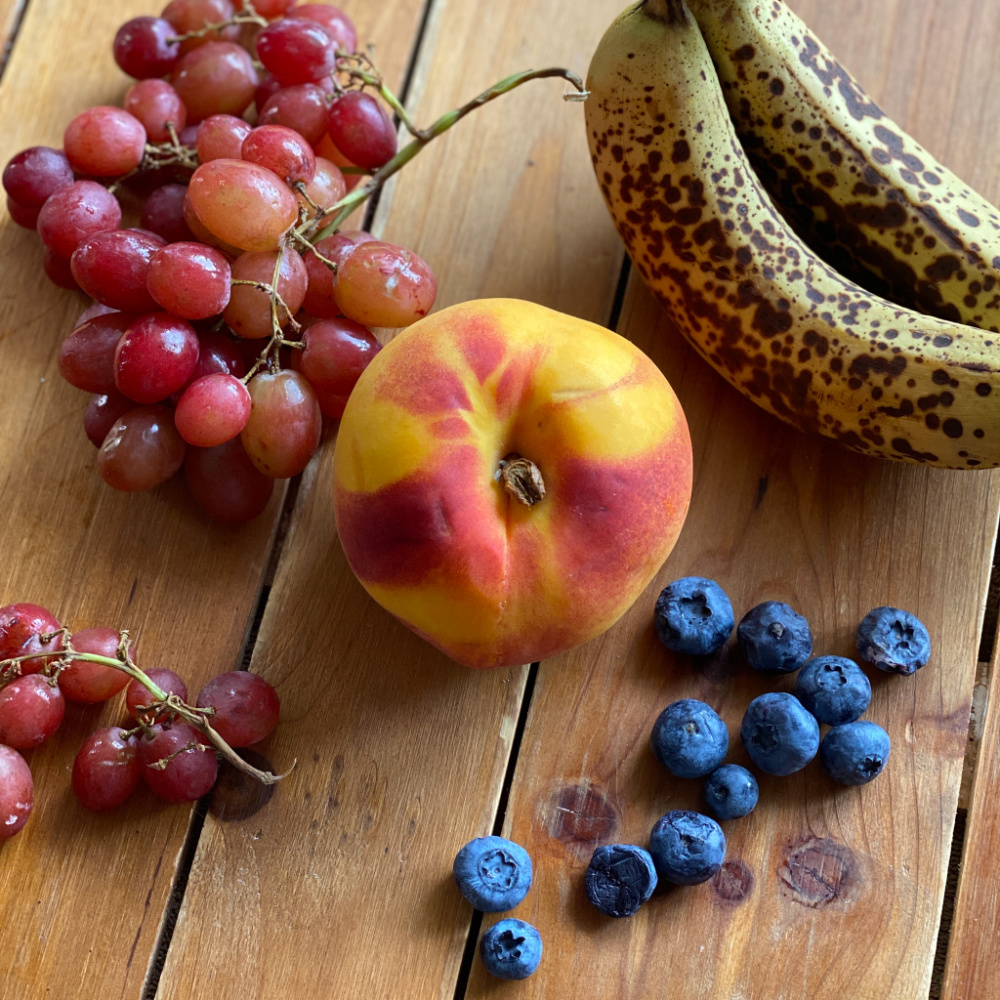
[584,0,1000,469]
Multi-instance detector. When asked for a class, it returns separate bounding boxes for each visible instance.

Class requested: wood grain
[152,0,625,996]
[0,2,422,999]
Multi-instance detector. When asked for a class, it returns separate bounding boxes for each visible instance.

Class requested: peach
[332,298,693,669]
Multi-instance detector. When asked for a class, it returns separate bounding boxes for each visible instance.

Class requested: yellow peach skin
[333,298,693,669]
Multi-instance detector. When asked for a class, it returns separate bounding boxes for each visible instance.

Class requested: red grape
[126,668,189,722]
[184,437,275,523]
[98,405,187,491]
[256,18,336,85]
[162,0,239,56]
[174,331,247,396]
[3,146,74,209]
[84,391,133,447]
[70,229,162,312]
[58,627,130,704]
[147,242,232,319]
[326,91,397,171]
[196,671,279,746]
[224,248,307,338]
[235,0,294,18]
[170,41,259,124]
[295,156,345,216]
[0,675,65,749]
[287,4,356,53]
[7,197,40,228]
[124,79,188,143]
[241,124,316,185]
[335,241,437,328]
[59,312,136,394]
[0,603,62,673]
[241,369,322,478]
[0,745,32,839]
[259,83,328,146]
[196,113,252,162]
[140,723,218,802]
[115,313,200,403]
[114,17,181,79]
[64,106,147,177]
[299,317,379,395]
[76,301,120,326]
[301,230,375,317]
[42,247,80,290]
[254,74,284,114]
[72,728,141,811]
[314,133,364,191]
[175,372,252,446]
[141,184,195,243]
[37,181,122,258]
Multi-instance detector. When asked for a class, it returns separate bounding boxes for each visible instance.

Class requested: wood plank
[0,2,423,999]
[152,0,626,996]
[460,0,1000,997]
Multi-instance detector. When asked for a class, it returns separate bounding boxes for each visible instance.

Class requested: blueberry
[820,720,891,785]
[649,810,726,885]
[704,763,759,821]
[795,656,872,726]
[856,606,931,675]
[479,918,543,980]
[453,836,532,912]
[654,577,735,656]
[584,844,658,917]
[650,698,729,778]
[737,601,813,674]
[740,692,820,776]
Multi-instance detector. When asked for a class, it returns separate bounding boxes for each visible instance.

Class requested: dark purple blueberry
[453,835,532,912]
[649,810,726,885]
[480,918,542,980]
[584,844,658,917]
[795,656,871,726]
[737,600,812,673]
[820,720,891,785]
[654,576,734,656]
[855,606,930,675]
[740,692,819,776]
[704,763,759,820]
[650,698,729,778]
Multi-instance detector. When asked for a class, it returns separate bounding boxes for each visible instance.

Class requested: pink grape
[241,124,316,185]
[294,156,345,216]
[141,184,195,243]
[196,114,252,162]
[299,318,379,396]
[335,241,437,327]
[170,41,259,124]
[140,723,218,803]
[0,604,62,673]
[72,728,141,812]
[182,188,243,256]
[98,405,187,491]
[70,229,162,312]
[175,373,252,447]
[301,230,375,317]
[0,746,32,839]
[126,668,189,722]
[42,248,80,290]
[114,17,181,79]
[115,313,200,403]
[147,242,231,319]
[196,671,280,747]
[187,158,298,252]
[58,627,131,704]
[326,92,397,171]
[314,133,364,191]
[124,80,187,143]
[64,106,147,177]
[184,437,275,523]
[256,18,336,85]
[162,0,239,56]
[224,248,307,338]
[287,4,356,53]
[0,675,65,749]
[3,146,74,209]
[59,312,136,394]
[259,83,328,145]
[84,391,133,447]
[37,181,122,258]
[241,369,322,478]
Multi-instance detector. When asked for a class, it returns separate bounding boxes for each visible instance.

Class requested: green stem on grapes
[311,65,587,242]
[288,229,338,271]
[166,6,267,44]
[340,62,420,135]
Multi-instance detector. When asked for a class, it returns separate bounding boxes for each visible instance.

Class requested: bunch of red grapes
[3,0,438,523]
[0,601,283,839]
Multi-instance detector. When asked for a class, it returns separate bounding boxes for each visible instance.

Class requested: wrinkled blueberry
[584,844,658,917]
[650,698,729,778]
[856,606,931,675]
[820,720,891,785]
[741,692,820,776]
[654,577,735,656]
[795,656,871,726]
[704,763,759,821]
[737,601,813,674]
[453,836,533,912]
[649,810,726,885]
[480,918,543,980]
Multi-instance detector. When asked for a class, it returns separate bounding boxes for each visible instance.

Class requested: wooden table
[1,1,998,997]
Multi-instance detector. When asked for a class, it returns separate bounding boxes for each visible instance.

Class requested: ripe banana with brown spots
[684,0,1000,331]
[584,0,1000,469]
